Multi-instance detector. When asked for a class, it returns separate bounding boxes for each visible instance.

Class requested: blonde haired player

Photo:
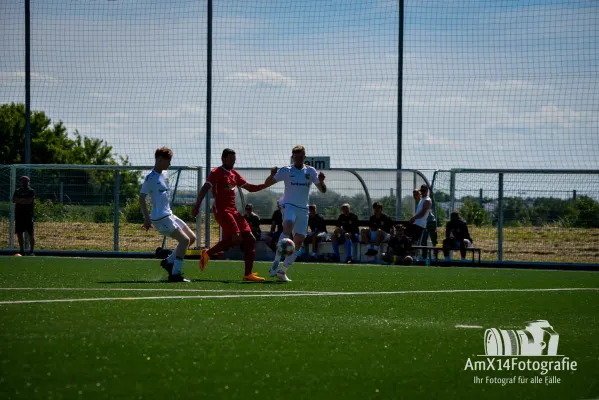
[262,145,327,282]
[140,147,196,282]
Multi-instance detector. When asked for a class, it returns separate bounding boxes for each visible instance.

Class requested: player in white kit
[140,147,196,282]
[262,145,327,281]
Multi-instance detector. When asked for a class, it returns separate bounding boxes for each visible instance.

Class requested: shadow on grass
[97,279,286,285]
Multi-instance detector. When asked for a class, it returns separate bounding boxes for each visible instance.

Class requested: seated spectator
[381,224,414,265]
[443,211,473,262]
[361,201,393,256]
[243,203,261,241]
[264,204,284,252]
[332,203,359,264]
[301,204,329,261]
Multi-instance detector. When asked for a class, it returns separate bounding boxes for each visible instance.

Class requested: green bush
[172,204,193,222]
[0,201,10,221]
[122,198,143,223]
[35,200,70,222]
[92,205,114,223]
[459,199,490,227]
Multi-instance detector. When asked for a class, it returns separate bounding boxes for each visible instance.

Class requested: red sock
[207,237,233,257]
[242,232,256,276]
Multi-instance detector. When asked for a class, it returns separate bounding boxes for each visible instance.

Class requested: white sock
[273,233,290,267]
[167,251,176,263]
[282,251,299,271]
[172,257,184,275]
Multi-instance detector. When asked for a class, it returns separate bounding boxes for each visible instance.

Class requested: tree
[1,102,141,204]
[567,196,599,228]
[459,199,489,227]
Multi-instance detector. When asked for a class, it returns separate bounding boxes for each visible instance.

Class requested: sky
[1,0,598,179]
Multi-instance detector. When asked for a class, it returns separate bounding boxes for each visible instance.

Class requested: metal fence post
[196,167,203,249]
[498,172,504,262]
[113,170,120,252]
[449,171,456,213]
[9,166,16,249]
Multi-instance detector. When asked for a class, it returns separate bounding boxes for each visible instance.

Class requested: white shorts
[369,230,390,243]
[152,214,187,236]
[281,204,309,237]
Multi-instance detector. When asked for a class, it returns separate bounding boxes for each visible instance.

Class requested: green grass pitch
[0,257,598,399]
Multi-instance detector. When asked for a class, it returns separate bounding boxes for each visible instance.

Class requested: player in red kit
[192,148,276,281]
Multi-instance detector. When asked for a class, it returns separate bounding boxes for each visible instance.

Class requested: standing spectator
[409,184,432,261]
[409,184,432,243]
[301,204,328,261]
[12,176,35,256]
[443,212,473,262]
[361,201,393,256]
[332,203,360,264]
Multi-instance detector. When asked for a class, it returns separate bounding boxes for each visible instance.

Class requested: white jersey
[414,196,431,228]
[140,170,172,220]
[274,164,319,209]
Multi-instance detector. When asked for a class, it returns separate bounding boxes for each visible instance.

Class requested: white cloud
[0,71,56,85]
[232,68,296,87]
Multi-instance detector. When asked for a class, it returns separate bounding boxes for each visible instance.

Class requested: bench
[258,218,410,264]
[412,245,481,265]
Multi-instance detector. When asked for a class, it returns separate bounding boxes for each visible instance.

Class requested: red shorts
[215,210,251,237]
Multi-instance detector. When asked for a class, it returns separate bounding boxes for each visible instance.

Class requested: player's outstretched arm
[139,193,152,230]
[315,171,327,193]
[241,166,279,192]
[192,183,211,217]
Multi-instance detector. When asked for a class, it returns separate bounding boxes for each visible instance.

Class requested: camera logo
[484,320,559,356]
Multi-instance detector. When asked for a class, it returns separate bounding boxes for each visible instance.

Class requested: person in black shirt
[12,176,35,255]
[240,203,261,251]
[301,204,328,261]
[361,201,393,256]
[266,205,284,252]
[332,203,359,264]
[382,224,414,265]
[243,203,261,241]
[443,212,473,261]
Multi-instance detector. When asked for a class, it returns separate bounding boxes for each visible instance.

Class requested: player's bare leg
[168,229,191,282]
[240,232,264,282]
[277,232,304,282]
[270,220,293,277]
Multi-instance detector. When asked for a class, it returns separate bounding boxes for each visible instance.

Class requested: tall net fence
[0,165,202,253]
[404,0,599,170]
[1,0,207,166]
[3,1,596,169]
[0,166,427,253]
[431,170,599,263]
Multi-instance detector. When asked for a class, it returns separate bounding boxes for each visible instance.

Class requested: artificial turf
[0,257,597,399]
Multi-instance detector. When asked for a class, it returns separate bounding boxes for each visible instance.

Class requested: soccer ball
[277,238,295,256]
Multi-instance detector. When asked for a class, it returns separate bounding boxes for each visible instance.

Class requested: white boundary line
[0,287,596,305]
[0,288,318,293]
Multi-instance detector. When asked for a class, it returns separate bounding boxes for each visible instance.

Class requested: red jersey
[207,166,247,214]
